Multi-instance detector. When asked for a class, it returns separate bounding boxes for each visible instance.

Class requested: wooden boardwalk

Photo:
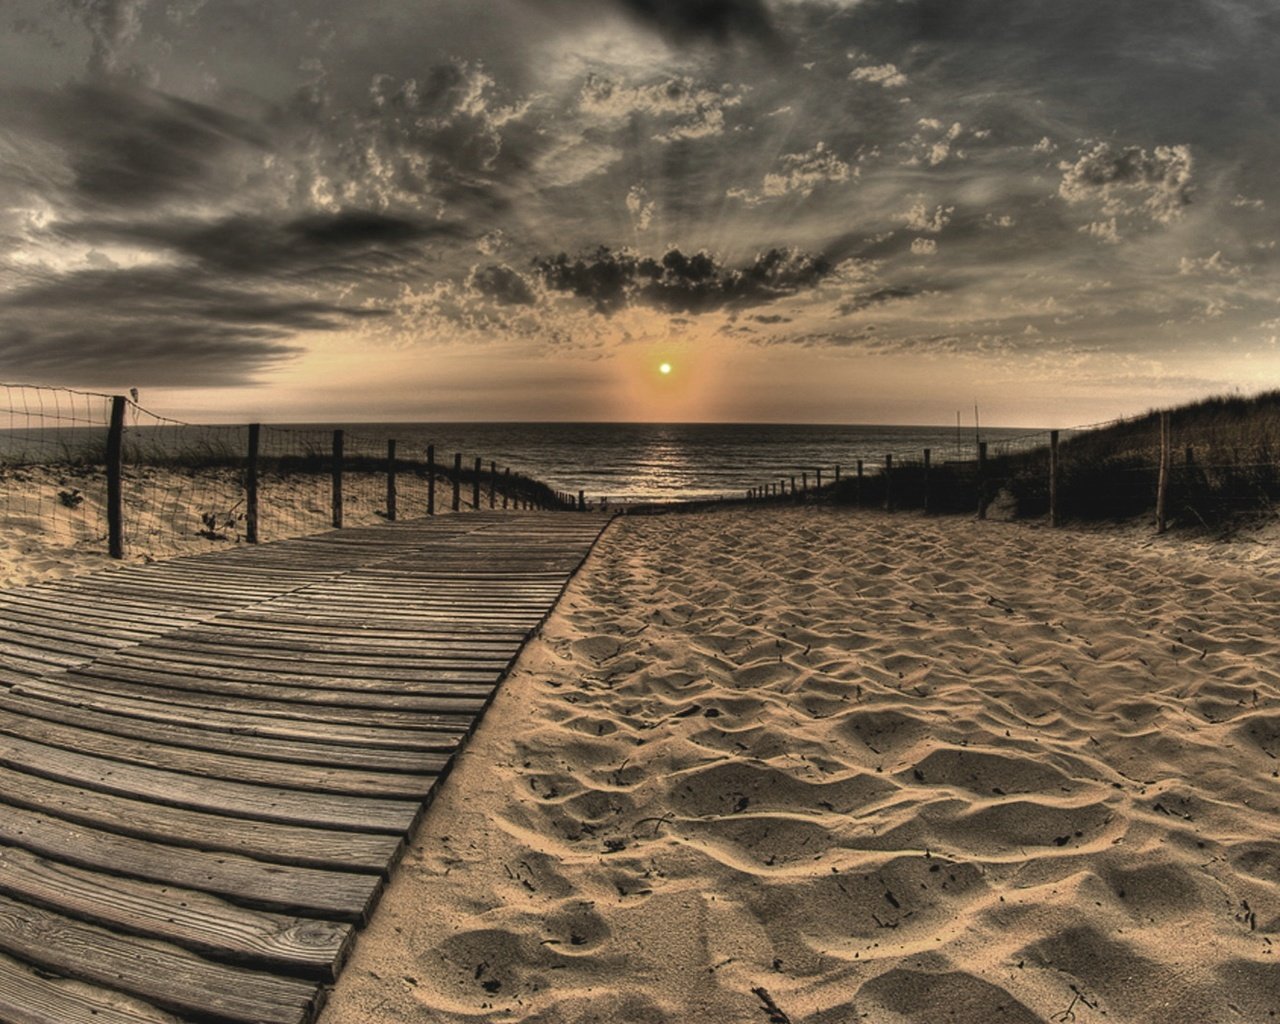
[0,512,612,1024]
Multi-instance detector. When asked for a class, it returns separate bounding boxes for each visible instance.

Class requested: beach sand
[320,505,1280,1023]
[0,467,475,588]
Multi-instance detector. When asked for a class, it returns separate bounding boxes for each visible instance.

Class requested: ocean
[295,422,1050,504]
[3,419,1052,504]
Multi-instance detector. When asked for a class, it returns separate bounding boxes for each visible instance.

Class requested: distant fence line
[2,383,580,562]
[738,408,1279,532]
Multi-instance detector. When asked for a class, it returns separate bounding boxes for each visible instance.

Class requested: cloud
[605,0,781,49]
[904,118,966,166]
[910,237,937,255]
[849,63,907,88]
[533,245,833,315]
[626,185,655,231]
[901,200,953,232]
[727,142,853,205]
[579,74,743,141]
[1057,142,1194,224]
[62,0,150,76]
[61,210,464,278]
[837,284,921,315]
[470,264,537,305]
[0,267,383,385]
[10,81,268,211]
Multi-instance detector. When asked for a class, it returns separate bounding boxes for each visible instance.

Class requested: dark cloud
[610,0,781,48]
[471,264,537,306]
[11,81,267,209]
[60,211,463,278]
[533,246,832,315]
[0,268,381,386]
[838,285,922,315]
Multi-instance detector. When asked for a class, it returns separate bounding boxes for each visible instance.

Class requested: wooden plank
[0,800,378,919]
[0,765,401,871]
[0,892,317,1024]
[69,661,497,705]
[0,510,615,1023]
[119,638,513,671]
[0,733,419,834]
[8,680,469,750]
[0,689,449,775]
[0,847,350,978]
[0,708,437,798]
[0,951,178,1024]
[42,672,480,732]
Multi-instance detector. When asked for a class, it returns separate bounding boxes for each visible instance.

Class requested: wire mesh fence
[1,382,575,578]
[1,383,115,564]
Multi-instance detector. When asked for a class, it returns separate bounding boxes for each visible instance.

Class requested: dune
[320,505,1280,1024]
[0,466,472,588]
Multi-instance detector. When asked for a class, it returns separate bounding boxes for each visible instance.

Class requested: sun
[659,362,672,375]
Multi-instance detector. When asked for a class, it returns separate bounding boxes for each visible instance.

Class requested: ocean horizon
[267,421,1049,504]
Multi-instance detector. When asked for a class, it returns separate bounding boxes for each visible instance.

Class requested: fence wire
[1,384,114,567]
[1,383,572,579]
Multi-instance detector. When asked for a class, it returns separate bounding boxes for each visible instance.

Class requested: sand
[0,467,472,588]
[320,506,1280,1024]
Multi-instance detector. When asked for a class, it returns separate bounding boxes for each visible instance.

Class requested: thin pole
[883,453,893,511]
[503,468,510,509]
[922,448,931,514]
[977,441,988,521]
[106,395,125,559]
[331,429,344,529]
[386,439,397,522]
[246,423,260,544]
[490,460,497,509]
[856,459,863,505]
[452,453,461,512]
[427,445,436,516]
[473,456,482,510]
[1049,430,1060,528]
[1156,412,1171,534]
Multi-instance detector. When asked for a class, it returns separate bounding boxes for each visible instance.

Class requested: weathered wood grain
[0,511,613,1024]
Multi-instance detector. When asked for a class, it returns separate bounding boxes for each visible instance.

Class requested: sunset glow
[0,1,1276,425]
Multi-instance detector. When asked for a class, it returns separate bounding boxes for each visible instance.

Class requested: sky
[1,0,1278,425]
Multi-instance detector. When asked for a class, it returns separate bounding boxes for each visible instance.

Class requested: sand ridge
[322,506,1280,1023]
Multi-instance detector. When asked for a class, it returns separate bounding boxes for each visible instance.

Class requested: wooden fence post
[802,471,808,493]
[427,445,436,516]
[883,454,893,511]
[331,429,344,529]
[246,423,260,544]
[473,456,482,510]
[922,448,931,514]
[490,461,497,509]
[386,439,398,522]
[817,468,823,490]
[106,395,125,559]
[976,441,988,520]
[856,459,863,505]
[452,453,461,512]
[1049,430,1060,528]
[790,475,797,497]
[578,489,585,511]
[835,465,841,485]
[503,468,510,509]
[1156,411,1171,534]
